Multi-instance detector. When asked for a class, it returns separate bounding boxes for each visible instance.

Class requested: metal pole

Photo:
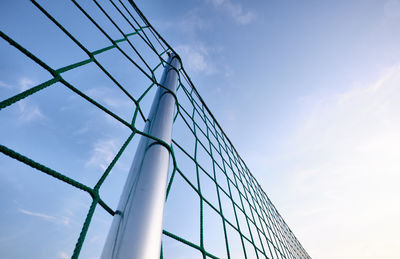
[101,53,180,259]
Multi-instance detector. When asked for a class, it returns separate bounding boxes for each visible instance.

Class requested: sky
[1,0,400,259]
[141,0,400,258]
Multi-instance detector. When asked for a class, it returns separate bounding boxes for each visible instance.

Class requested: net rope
[0,0,311,258]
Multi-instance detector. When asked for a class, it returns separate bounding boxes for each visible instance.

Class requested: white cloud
[16,78,46,123]
[58,251,70,259]
[175,44,217,75]
[159,9,210,36]
[85,87,131,109]
[73,124,90,135]
[0,80,11,89]
[277,64,400,258]
[179,11,209,34]
[208,0,256,25]
[17,100,45,122]
[85,139,119,171]
[18,208,70,226]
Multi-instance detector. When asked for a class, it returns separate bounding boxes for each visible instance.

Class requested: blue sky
[1,0,400,258]
[143,0,400,258]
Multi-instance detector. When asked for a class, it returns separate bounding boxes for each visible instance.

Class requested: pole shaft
[101,53,180,259]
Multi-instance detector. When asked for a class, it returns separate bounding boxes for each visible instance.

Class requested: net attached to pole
[0,1,311,258]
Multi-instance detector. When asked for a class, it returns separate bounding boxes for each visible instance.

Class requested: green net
[0,0,310,258]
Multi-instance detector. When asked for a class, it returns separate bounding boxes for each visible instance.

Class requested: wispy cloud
[73,123,90,135]
[85,87,131,109]
[157,9,210,36]
[208,0,256,25]
[17,99,45,122]
[0,80,11,89]
[18,208,70,225]
[175,44,218,75]
[280,64,400,258]
[58,251,70,259]
[16,78,46,123]
[85,138,119,171]
[154,8,230,77]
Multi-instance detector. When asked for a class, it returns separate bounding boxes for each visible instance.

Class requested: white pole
[101,53,180,259]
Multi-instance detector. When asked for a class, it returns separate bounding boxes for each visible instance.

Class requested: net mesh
[0,0,310,258]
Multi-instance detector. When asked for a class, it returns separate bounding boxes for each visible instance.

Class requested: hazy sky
[1,0,400,258]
